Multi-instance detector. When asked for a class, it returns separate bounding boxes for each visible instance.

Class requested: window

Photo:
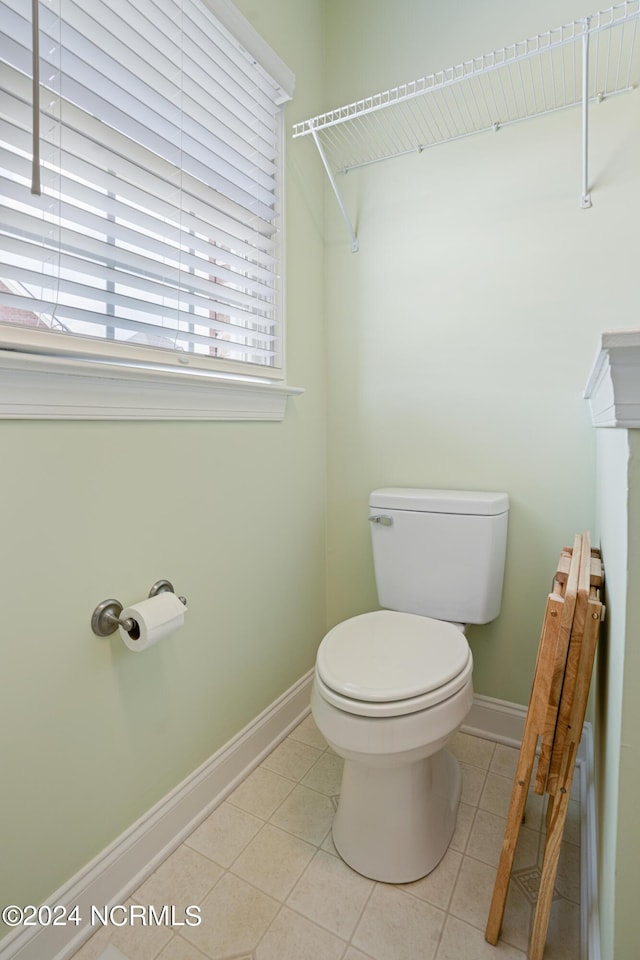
[0,0,299,419]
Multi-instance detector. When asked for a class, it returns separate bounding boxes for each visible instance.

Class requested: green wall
[0,0,327,932]
[2,3,640,954]
[593,428,640,960]
[323,0,640,706]
[321,5,640,955]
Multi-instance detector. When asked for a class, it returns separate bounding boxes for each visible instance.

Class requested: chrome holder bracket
[91,599,133,637]
[91,581,187,637]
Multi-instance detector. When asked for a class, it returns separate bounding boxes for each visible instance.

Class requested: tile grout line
[79,729,579,960]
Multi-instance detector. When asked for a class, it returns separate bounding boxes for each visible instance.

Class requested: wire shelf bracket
[293,1,640,249]
[310,123,359,253]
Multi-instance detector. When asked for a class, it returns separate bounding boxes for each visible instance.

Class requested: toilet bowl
[312,610,474,882]
[312,487,509,884]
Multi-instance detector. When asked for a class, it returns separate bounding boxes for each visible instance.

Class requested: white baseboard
[0,684,599,960]
[461,692,527,746]
[0,671,315,960]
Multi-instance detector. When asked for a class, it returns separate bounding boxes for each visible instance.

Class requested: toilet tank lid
[369,488,509,516]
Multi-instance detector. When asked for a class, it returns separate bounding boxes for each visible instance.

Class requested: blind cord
[31,0,41,195]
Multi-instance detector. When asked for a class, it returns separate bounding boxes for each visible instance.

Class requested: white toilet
[311,487,509,883]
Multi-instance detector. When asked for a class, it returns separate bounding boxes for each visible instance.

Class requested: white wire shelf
[293,1,640,250]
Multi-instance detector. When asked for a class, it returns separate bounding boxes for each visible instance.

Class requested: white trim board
[0,673,314,960]
[0,682,598,960]
[0,350,303,421]
[583,329,640,428]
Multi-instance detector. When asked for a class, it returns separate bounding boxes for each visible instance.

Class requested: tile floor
[72,715,581,960]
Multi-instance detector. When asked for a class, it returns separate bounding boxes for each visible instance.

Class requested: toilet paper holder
[91,580,187,637]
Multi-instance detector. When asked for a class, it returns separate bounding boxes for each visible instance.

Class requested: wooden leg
[485,726,537,944]
[529,782,572,960]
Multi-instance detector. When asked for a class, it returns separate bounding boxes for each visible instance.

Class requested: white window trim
[205,0,295,102]
[0,0,300,421]
[0,348,303,420]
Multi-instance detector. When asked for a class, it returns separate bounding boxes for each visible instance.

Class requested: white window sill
[0,350,304,421]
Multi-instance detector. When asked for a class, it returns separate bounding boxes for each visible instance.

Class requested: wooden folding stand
[485,532,604,960]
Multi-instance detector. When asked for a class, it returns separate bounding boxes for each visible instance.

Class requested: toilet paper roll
[118,591,186,652]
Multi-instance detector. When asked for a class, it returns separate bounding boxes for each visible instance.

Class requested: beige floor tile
[156,936,212,960]
[181,872,279,958]
[227,765,295,820]
[231,823,316,899]
[449,802,475,853]
[92,899,173,960]
[399,847,462,911]
[436,914,527,959]
[95,947,130,960]
[255,906,346,960]
[287,848,374,939]
[499,881,534,953]
[261,737,324,781]
[489,743,520,779]
[451,856,533,953]
[133,846,223,914]
[270,783,335,844]
[185,802,262,868]
[543,897,581,959]
[448,855,499,932]
[302,751,344,796]
[450,732,495,769]
[321,826,339,856]
[459,761,487,806]
[466,809,539,870]
[480,771,546,830]
[352,884,445,960]
[287,713,328,750]
[478,771,513,818]
[68,728,581,960]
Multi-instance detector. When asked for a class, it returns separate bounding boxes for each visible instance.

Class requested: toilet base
[331,747,462,883]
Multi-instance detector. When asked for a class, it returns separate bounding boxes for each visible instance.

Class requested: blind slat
[2,206,275,319]
[1,170,277,301]
[2,74,279,244]
[0,272,277,352]
[0,0,291,375]
[2,129,278,276]
[0,290,277,352]
[2,232,276,327]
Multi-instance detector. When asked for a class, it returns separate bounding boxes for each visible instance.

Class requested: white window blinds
[0,0,293,380]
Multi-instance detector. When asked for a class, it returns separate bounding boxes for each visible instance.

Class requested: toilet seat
[315,610,473,718]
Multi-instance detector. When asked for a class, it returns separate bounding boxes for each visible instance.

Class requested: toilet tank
[369,488,509,624]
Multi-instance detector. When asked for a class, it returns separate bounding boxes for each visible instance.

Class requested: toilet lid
[316,610,471,703]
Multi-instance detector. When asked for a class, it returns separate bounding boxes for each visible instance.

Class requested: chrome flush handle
[368,515,393,526]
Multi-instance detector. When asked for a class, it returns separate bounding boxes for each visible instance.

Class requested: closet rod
[582,20,592,208]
